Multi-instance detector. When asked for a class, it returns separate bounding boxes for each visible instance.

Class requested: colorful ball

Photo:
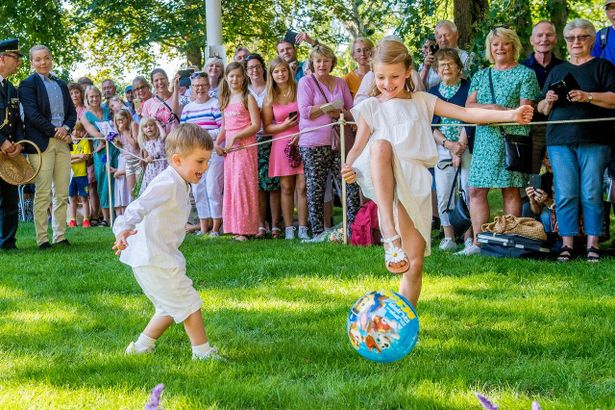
[347,290,419,363]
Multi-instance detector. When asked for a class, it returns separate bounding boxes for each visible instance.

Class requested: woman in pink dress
[214,62,261,241]
[262,57,308,240]
[140,68,182,136]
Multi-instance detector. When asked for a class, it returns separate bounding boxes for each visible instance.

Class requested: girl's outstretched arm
[434,98,534,126]
[341,115,372,183]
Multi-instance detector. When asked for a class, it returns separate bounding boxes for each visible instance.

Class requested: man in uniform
[0,38,24,250]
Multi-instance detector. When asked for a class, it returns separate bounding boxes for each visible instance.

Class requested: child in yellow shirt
[69,123,92,228]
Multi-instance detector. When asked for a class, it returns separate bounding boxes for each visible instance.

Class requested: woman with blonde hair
[461,26,540,255]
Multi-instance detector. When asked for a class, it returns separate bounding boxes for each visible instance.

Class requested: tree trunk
[186,45,203,68]
[550,0,568,58]
[513,0,533,57]
[454,0,489,49]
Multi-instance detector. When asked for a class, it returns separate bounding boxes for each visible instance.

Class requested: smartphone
[284,29,299,45]
[288,111,298,120]
[133,98,142,113]
[528,174,542,191]
[429,44,439,55]
[178,68,195,79]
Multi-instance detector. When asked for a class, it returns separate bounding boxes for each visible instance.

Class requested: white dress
[350,93,439,255]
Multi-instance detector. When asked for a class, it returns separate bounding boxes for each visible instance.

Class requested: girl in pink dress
[215,62,261,241]
[262,57,308,240]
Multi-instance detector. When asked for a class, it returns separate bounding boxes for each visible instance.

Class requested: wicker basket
[0,140,42,185]
[481,215,547,241]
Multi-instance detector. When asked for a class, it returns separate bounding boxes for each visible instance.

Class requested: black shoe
[0,244,17,251]
[55,239,71,246]
[98,220,109,227]
[38,242,52,250]
[431,217,441,231]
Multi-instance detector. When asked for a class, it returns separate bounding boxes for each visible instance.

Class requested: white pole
[339,114,348,245]
[205,0,226,63]
[106,142,114,227]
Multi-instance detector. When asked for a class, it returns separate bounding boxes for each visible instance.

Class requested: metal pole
[106,141,114,227]
[339,114,348,245]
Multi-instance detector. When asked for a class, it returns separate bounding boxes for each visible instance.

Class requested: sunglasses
[491,24,511,34]
[190,71,208,79]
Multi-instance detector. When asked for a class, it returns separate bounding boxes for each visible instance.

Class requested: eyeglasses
[246,64,263,71]
[133,85,148,91]
[437,62,457,68]
[353,48,372,54]
[190,71,208,79]
[564,34,592,43]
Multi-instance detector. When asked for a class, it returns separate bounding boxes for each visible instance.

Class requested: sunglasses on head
[190,71,208,79]
[491,24,511,34]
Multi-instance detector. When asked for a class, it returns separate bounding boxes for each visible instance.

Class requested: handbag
[284,141,302,168]
[444,165,472,239]
[487,69,532,174]
[311,75,355,154]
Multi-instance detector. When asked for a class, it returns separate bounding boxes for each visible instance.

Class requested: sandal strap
[587,247,600,254]
[382,234,401,244]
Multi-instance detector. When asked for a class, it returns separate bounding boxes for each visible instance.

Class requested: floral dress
[139,138,168,195]
[468,65,540,188]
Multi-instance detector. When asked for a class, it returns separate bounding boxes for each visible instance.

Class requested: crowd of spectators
[3,7,615,261]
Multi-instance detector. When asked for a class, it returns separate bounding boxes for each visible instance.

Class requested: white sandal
[382,234,410,275]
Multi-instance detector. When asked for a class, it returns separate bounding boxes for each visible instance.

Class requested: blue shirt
[38,73,65,127]
[592,26,615,65]
[294,61,305,82]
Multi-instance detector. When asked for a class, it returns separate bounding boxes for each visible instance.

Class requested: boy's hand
[113,229,137,256]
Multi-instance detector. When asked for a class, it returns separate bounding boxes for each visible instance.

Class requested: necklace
[280,86,291,98]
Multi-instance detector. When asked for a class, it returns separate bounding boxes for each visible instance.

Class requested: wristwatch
[587,93,593,103]
[63,125,71,133]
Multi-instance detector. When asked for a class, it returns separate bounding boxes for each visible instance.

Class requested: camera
[429,44,439,55]
[178,68,195,79]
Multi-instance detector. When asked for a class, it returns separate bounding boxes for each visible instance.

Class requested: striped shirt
[180,98,222,138]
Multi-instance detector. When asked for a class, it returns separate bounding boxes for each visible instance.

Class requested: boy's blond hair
[165,123,213,158]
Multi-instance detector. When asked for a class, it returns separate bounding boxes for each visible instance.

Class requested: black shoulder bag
[487,68,532,174]
[444,165,472,239]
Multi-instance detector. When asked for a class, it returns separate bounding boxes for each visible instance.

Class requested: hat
[607,0,615,6]
[0,38,23,57]
[124,85,133,93]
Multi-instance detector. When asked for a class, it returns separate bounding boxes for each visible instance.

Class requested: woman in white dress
[342,40,533,307]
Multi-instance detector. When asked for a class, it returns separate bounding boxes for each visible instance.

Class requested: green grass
[1,221,614,409]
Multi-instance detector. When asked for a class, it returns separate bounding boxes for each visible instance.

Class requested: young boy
[69,123,92,228]
[113,123,219,360]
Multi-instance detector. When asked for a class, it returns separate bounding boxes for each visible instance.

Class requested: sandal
[557,245,573,262]
[255,227,266,239]
[586,246,600,263]
[382,234,410,275]
[271,227,282,239]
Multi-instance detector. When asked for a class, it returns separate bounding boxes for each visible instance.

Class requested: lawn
[0,222,614,409]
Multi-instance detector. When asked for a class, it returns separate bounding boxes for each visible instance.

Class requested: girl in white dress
[342,40,534,307]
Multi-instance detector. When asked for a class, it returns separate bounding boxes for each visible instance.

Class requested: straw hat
[0,140,42,185]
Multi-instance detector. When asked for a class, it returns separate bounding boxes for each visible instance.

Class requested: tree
[455,0,489,49]
[0,0,81,81]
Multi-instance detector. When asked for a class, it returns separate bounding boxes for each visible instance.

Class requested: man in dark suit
[19,44,76,249]
[0,38,24,251]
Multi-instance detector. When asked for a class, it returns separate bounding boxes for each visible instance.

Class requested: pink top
[141,95,178,135]
[297,75,353,147]
[223,102,256,148]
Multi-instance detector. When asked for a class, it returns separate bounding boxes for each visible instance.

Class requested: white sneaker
[285,226,295,240]
[125,341,154,355]
[439,237,457,251]
[298,226,310,240]
[454,244,481,256]
[463,237,473,249]
[192,346,223,361]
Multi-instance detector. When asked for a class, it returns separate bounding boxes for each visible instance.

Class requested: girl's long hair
[137,117,163,147]
[265,57,297,106]
[368,40,415,97]
[218,62,249,111]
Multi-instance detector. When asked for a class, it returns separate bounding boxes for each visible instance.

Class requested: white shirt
[113,166,191,269]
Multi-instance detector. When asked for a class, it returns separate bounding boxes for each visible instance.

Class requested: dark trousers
[0,178,19,249]
[299,145,360,235]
